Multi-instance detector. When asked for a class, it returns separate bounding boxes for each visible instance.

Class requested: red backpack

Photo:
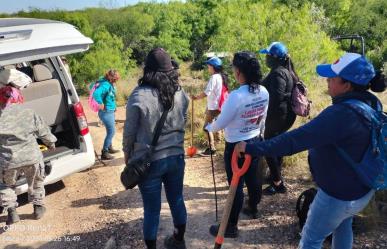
[218,83,229,111]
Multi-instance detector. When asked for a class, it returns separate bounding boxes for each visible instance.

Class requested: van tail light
[72,102,89,136]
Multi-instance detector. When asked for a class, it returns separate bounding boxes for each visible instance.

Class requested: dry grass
[376,91,387,106]
[115,67,142,106]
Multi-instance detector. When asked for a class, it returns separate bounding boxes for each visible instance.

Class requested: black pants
[224,136,263,225]
[264,113,296,182]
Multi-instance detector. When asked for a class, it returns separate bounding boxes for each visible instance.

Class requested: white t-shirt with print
[204,73,223,110]
[206,84,269,143]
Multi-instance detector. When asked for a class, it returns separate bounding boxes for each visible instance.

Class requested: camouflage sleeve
[33,113,57,146]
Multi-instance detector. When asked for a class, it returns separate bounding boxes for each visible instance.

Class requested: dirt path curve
[0,99,385,249]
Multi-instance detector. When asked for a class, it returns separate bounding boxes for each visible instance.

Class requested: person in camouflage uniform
[0,85,57,225]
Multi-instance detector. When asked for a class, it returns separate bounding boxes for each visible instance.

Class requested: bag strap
[151,108,169,147]
[334,99,375,170]
[342,99,375,123]
[334,144,357,168]
[97,80,115,104]
[280,68,295,102]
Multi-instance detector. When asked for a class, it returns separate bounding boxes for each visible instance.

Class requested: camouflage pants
[0,161,45,211]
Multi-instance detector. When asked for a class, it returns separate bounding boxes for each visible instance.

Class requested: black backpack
[296,188,317,229]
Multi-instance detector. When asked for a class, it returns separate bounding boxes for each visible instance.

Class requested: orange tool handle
[213,149,252,249]
[230,150,252,186]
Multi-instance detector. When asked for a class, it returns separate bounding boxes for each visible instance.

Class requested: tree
[69,27,135,92]
[208,0,340,87]
[341,0,387,69]
[104,8,156,63]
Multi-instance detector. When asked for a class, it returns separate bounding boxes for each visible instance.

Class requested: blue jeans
[224,136,263,225]
[299,188,375,249]
[98,110,115,151]
[138,154,187,240]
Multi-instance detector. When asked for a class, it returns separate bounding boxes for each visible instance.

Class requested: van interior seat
[21,64,67,131]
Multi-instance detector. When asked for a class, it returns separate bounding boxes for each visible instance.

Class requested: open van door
[0,18,93,65]
[0,18,96,193]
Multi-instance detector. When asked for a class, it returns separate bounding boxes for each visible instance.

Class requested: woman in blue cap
[259,41,299,195]
[234,53,385,249]
[192,56,228,155]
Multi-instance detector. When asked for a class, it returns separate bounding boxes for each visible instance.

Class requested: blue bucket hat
[259,42,288,59]
[316,53,375,86]
[205,56,222,69]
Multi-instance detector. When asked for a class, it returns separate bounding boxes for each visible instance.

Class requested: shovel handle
[214,183,238,249]
[191,99,194,146]
[213,150,251,249]
[231,150,251,186]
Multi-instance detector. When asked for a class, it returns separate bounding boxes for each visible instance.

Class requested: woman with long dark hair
[206,51,269,237]
[235,53,385,249]
[122,48,189,249]
[259,42,298,195]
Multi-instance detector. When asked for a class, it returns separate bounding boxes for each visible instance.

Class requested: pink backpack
[88,81,100,112]
[291,80,311,117]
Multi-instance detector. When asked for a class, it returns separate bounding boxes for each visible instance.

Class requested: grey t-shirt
[122,85,189,162]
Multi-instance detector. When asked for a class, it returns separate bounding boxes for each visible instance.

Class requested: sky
[0,0,167,14]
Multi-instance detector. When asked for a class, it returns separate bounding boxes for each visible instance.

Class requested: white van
[0,18,95,194]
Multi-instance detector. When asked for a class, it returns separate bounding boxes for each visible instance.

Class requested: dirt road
[0,99,385,249]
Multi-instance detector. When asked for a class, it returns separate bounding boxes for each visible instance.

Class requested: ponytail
[370,70,386,93]
[348,70,386,93]
[214,66,229,90]
[285,55,300,82]
[268,54,300,83]
[245,57,262,92]
[232,51,262,93]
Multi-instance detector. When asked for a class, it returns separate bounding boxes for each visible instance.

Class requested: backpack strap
[280,67,296,104]
[341,99,379,125]
[335,99,378,178]
[100,82,115,105]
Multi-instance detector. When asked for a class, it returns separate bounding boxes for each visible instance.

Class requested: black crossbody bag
[120,109,169,189]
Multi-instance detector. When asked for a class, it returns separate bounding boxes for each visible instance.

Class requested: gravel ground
[0,100,386,249]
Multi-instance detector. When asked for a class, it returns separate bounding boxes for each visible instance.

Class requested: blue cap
[205,56,222,68]
[259,42,288,58]
[316,53,375,85]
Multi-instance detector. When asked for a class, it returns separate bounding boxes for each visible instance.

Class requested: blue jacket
[246,91,381,201]
[92,78,116,111]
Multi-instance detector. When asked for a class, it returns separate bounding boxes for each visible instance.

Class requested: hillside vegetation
[1,0,385,93]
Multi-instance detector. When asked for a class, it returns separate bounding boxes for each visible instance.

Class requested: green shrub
[208,0,341,90]
[69,27,135,93]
